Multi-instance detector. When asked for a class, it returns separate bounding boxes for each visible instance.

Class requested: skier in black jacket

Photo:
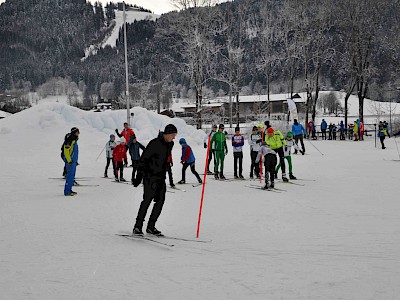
[132,124,177,236]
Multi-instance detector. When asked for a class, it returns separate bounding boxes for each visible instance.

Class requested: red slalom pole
[196,134,211,238]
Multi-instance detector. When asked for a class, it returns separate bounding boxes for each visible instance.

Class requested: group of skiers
[307,119,366,141]
[204,121,301,190]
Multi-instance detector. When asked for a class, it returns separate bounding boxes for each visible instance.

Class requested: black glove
[133,172,143,187]
[284,146,287,152]
[204,143,207,149]
[225,149,228,155]
[115,129,119,134]
[256,139,262,143]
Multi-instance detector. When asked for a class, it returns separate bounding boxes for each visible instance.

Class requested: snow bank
[0,102,204,145]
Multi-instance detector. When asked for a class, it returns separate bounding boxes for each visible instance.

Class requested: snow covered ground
[83,10,159,59]
[1,103,400,299]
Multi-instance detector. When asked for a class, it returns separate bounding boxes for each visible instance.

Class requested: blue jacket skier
[64,127,80,196]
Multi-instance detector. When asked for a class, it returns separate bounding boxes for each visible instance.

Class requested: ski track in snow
[1,103,400,299]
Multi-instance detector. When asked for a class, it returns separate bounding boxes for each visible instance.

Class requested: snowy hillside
[1,103,400,299]
[83,9,159,59]
[0,109,11,118]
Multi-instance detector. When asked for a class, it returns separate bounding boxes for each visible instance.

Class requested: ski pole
[307,139,324,156]
[95,144,106,161]
[196,134,211,238]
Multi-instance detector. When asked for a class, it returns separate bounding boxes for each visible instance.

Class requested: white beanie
[120,137,126,143]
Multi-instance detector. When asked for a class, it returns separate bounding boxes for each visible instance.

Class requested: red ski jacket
[113,144,127,162]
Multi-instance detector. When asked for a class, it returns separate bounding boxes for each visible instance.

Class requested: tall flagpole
[123,2,130,125]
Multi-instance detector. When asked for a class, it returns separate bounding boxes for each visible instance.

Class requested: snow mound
[0,102,205,145]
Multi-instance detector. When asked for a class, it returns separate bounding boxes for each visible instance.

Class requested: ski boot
[132,227,143,236]
[282,173,289,182]
[104,173,108,178]
[234,174,239,179]
[177,180,185,184]
[289,173,297,180]
[263,182,269,190]
[120,178,127,182]
[220,173,226,180]
[270,181,275,188]
[239,175,244,179]
[146,227,163,236]
[115,177,119,182]
[170,183,176,188]
[207,169,213,175]
[214,173,219,180]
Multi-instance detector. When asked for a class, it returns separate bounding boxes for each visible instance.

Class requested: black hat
[213,124,218,128]
[71,127,79,134]
[219,124,224,129]
[264,120,271,128]
[252,126,258,131]
[164,124,178,134]
[235,126,240,132]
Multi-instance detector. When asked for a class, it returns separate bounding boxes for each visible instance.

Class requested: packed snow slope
[1,103,400,299]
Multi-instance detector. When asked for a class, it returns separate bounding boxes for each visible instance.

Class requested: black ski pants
[250,150,260,177]
[321,129,327,140]
[207,149,216,172]
[275,147,286,175]
[105,157,116,177]
[135,177,166,229]
[166,163,174,185]
[131,160,139,182]
[114,161,124,179]
[294,134,305,153]
[233,152,243,176]
[182,162,201,182]
[264,153,277,184]
[380,136,386,149]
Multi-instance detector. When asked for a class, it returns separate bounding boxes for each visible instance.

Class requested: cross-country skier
[63,127,80,196]
[378,122,387,149]
[177,138,202,184]
[115,122,135,166]
[112,137,128,182]
[264,127,289,182]
[232,126,244,179]
[104,134,116,178]
[255,141,277,189]
[204,124,217,174]
[132,124,177,236]
[211,124,228,180]
[248,126,262,179]
[292,119,306,154]
[127,134,145,184]
[275,132,299,180]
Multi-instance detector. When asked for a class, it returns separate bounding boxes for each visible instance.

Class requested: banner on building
[287,98,298,124]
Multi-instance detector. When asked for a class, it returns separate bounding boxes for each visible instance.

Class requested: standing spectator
[127,134,145,184]
[383,121,391,138]
[307,120,313,139]
[211,124,228,180]
[348,123,354,140]
[248,126,262,179]
[378,121,387,149]
[177,138,202,184]
[359,119,365,140]
[339,121,346,140]
[204,125,217,174]
[104,134,116,178]
[292,119,306,154]
[112,137,128,182]
[232,126,244,179]
[332,123,337,140]
[353,120,359,141]
[328,123,333,140]
[63,127,80,196]
[321,119,328,140]
[115,122,135,166]
[132,124,177,236]
[265,127,288,182]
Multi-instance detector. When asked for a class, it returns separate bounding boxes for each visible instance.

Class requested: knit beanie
[164,124,178,134]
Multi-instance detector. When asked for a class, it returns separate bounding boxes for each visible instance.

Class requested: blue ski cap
[110,134,115,139]
[179,138,186,144]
